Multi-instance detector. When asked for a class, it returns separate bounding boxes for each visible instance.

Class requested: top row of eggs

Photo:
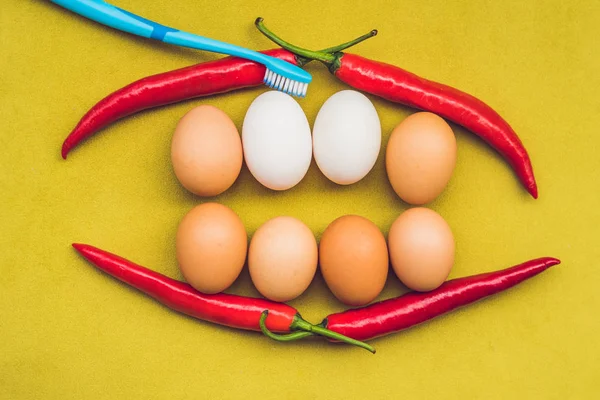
[171,90,457,205]
[244,90,381,189]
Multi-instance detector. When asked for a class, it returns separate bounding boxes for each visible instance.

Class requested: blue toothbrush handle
[50,0,270,64]
[50,0,172,39]
[51,0,312,90]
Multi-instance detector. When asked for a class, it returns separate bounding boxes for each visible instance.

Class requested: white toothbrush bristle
[274,74,282,89]
[267,70,275,86]
[283,78,291,93]
[263,69,308,97]
[291,82,296,95]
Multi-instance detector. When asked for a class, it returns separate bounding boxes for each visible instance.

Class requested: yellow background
[2,0,599,398]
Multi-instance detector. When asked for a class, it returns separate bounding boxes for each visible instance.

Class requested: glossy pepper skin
[324,257,559,341]
[332,53,538,198]
[72,243,297,333]
[61,49,298,158]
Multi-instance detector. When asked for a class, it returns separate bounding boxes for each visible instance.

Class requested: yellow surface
[1,0,599,398]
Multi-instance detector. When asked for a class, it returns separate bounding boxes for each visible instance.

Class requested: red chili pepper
[61,49,295,159]
[256,19,539,199]
[319,257,559,342]
[61,32,376,159]
[72,243,375,353]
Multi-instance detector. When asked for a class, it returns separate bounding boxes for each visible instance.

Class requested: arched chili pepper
[61,49,294,159]
[255,19,539,199]
[61,32,376,159]
[314,257,559,342]
[72,243,375,353]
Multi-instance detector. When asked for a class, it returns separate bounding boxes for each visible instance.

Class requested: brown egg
[319,215,388,306]
[176,203,247,294]
[388,207,455,292]
[248,216,318,302]
[386,112,457,205]
[171,105,243,197]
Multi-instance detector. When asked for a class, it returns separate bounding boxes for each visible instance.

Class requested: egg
[248,216,318,302]
[176,203,247,294]
[242,91,312,190]
[388,207,455,292]
[313,90,381,185]
[386,112,457,205]
[171,105,243,197]
[319,215,388,306]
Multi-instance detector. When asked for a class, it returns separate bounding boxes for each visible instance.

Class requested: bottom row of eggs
[176,203,455,306]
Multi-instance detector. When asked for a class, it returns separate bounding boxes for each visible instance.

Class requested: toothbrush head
[262,57,311,97]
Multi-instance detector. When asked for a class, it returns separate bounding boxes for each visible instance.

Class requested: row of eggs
[177,202,455,305]
[172,90,458,205]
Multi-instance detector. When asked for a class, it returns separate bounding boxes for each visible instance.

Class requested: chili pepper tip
[530,183,538,199]
[72,243,93,258]
[546,257,560,266]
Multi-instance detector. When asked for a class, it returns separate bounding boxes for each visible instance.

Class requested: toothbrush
[50,0,311,97]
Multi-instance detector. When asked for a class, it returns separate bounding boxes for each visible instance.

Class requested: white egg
[313,90,381,185]
[242,91,312,190]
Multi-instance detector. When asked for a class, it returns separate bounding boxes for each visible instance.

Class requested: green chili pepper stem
[292,315,376,354]
[318,29,378,54]
[258,311,314,341]
[262,329,314,341]
[259,311,376,354]
[255,18,337,64]
[294,29,378,67]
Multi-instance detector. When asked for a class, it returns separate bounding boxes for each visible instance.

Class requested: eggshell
[313,90,381,185]
[386,112,457,205]
[319,215,388,306]
[248,216,318,302]
[171,105,243,197]
[388,207,455,292]
[242,91,312,190]
[176,203,247,294]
